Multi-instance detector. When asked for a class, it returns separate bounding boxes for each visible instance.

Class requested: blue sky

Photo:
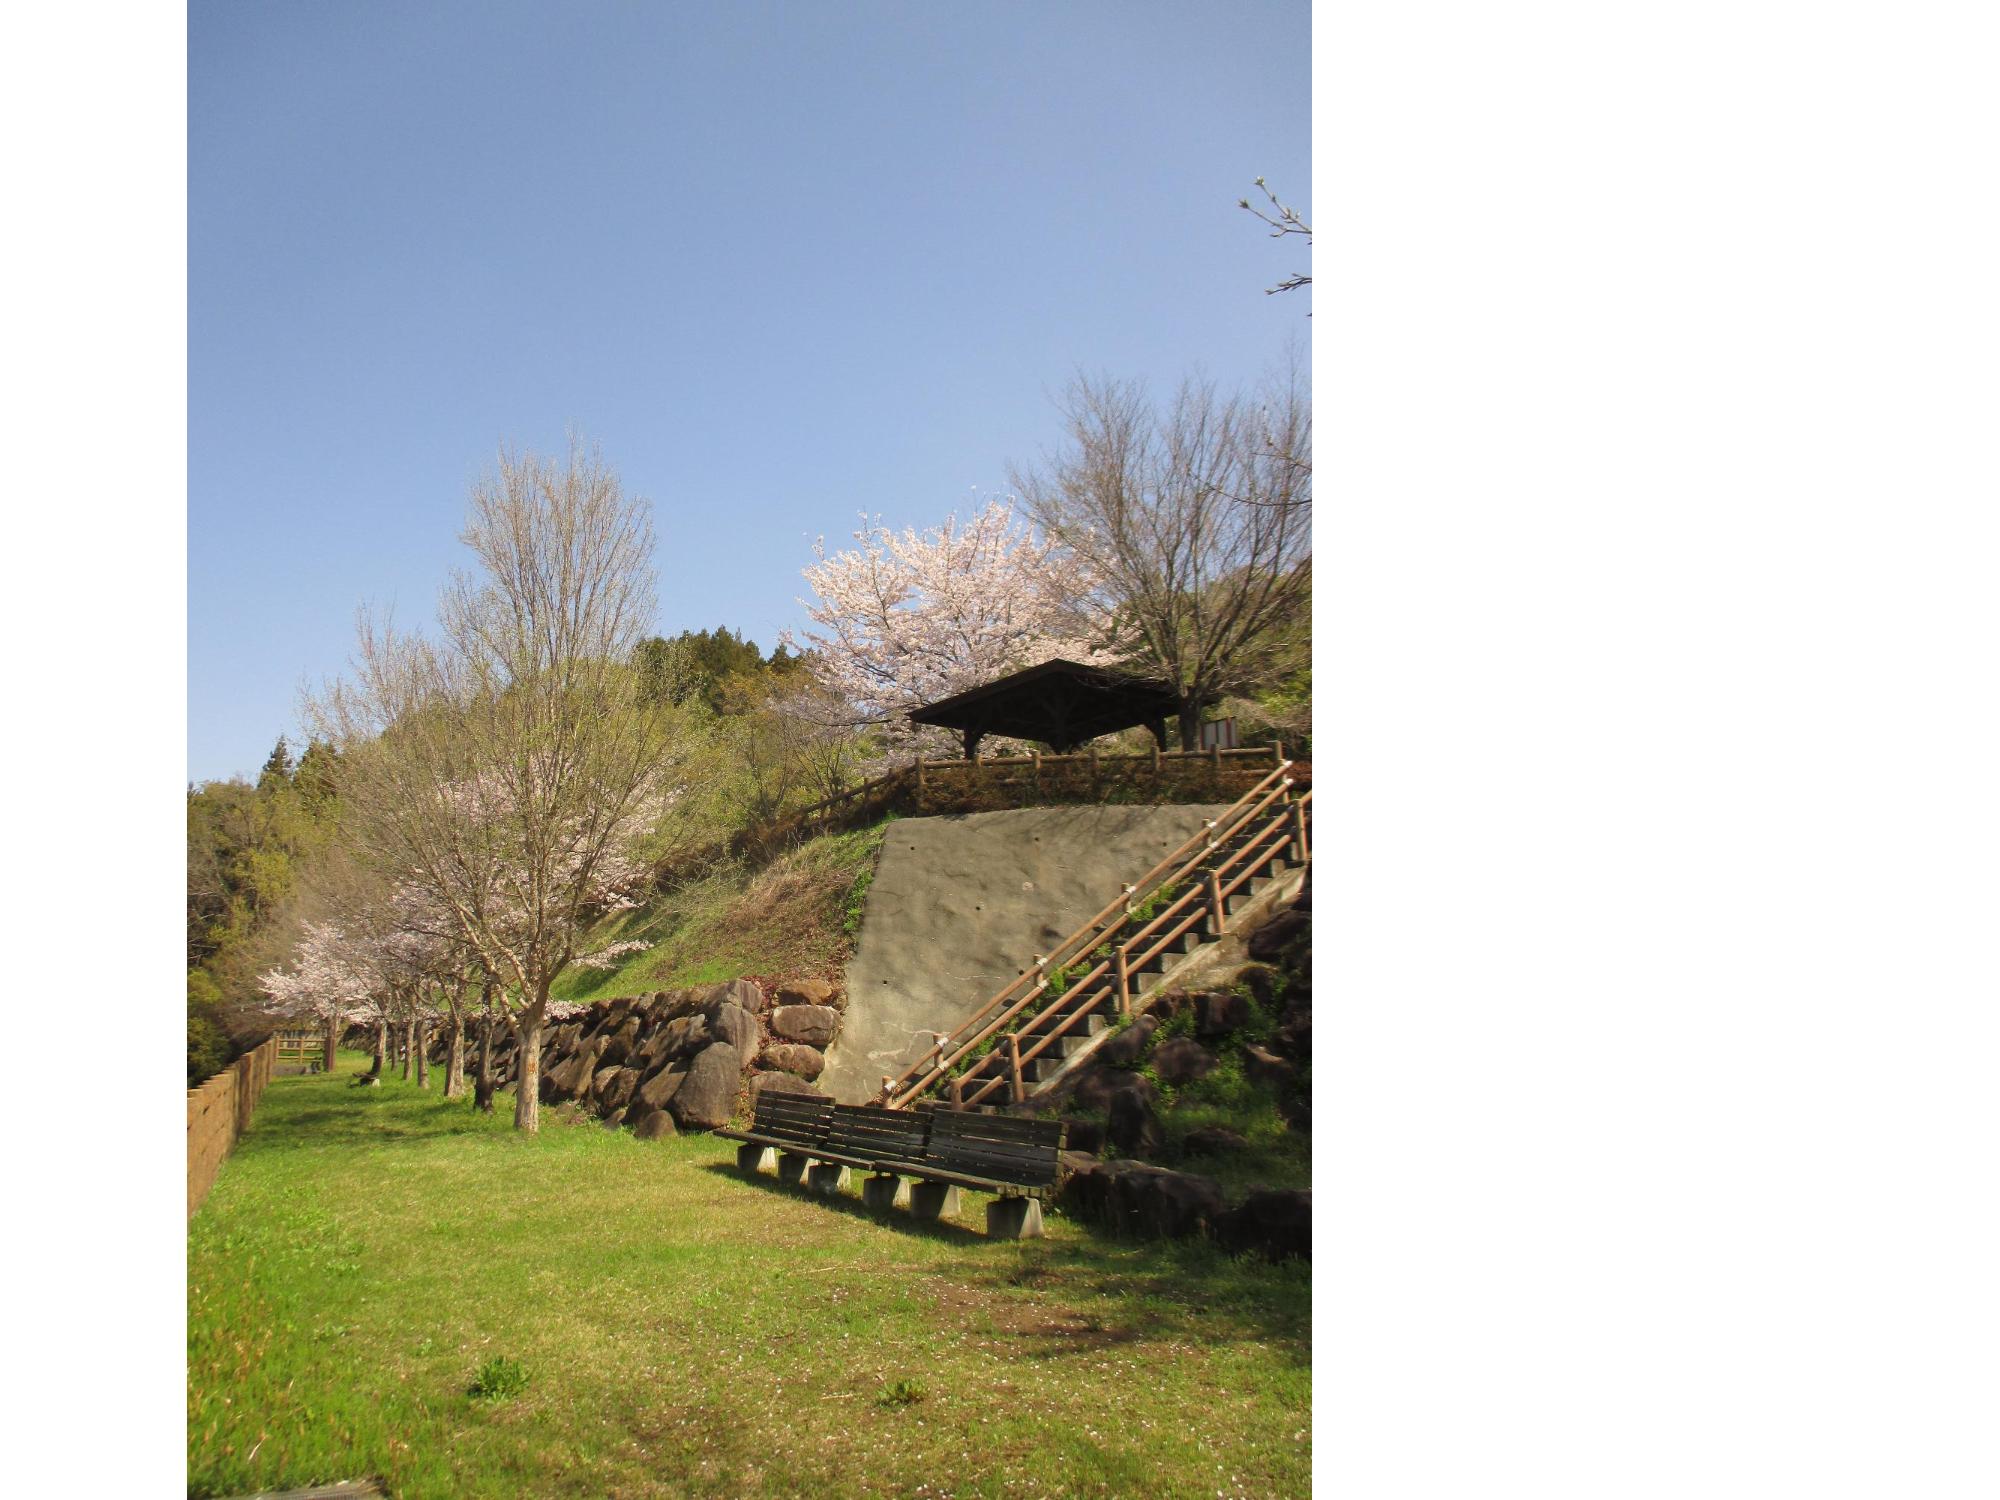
[188,0,1310,783]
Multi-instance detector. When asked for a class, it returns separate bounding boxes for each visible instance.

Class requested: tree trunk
[513,988,548,1134]
[444,1013,466,1099]
[1177,697,1202,751]
[474,1015,496,1113]
[370,1020,387,1076]
[401,1017,414,1080]
[414,1018,429,1089]
[322,1015,338,1073]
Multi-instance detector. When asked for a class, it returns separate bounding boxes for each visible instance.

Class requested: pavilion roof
[907,658,1180,752]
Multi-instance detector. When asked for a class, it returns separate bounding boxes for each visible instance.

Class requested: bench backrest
[923,1108,1067,1187]
[751,1091,835,1151]
[824,1103,932,1170]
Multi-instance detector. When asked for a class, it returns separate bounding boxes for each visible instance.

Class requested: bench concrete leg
[862,1174,910,1211]
[808,1162,851,1195]
[909,1181,960,1221]
[777,1151,811,1187]
[737,1143,776,1174]
[986,1196,1044,1240]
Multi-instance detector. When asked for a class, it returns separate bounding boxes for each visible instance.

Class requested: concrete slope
[819,803,1231,1103]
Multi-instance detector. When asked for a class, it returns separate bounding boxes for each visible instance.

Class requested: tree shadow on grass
[699,1166,1308,1366]
[697,1161,989,1247]
[236,1096,516,1155]
[966,1210,1312,1366]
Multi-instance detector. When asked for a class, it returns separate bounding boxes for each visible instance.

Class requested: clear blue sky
[189,0,1310,784]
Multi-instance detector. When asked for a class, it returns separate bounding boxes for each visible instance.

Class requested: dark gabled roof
[907,658,1180,751]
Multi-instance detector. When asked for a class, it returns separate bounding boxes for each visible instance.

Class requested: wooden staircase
[882,763,1312,1111]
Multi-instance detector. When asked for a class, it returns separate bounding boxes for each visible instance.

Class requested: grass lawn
[188,1054,1311,1499]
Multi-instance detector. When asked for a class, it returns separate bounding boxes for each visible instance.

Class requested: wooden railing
[882,761,1306,1108]
[945,789,1311,1109]
[731,743,1294,861]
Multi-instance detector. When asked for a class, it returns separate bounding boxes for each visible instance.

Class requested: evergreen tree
[257,736,296,792]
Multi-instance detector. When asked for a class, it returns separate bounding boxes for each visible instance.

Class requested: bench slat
[916,1120,1064,1152]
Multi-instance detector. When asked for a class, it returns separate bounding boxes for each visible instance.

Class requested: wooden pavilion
[907,658,1182,759]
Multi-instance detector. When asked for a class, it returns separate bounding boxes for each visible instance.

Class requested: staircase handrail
[952,790,1311,1108]
[883,762,1297,1106]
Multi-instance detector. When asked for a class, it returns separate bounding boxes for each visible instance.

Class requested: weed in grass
[467,1355,529,1402]
[875,1377,927,1408]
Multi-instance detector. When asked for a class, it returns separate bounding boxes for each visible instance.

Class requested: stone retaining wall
[428,976,850,1135]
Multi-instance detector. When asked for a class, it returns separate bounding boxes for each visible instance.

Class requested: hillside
[547,817,893,1004]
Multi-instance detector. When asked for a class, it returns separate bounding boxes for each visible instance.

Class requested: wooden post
[1290,800,1309,862]
[1207,870,1227,935]
[1008,1035,1024,1103]
[916,756,926,796]
[1115,946,1131,1017]
[1151,740,1161,777]
[950,1074,965,1109]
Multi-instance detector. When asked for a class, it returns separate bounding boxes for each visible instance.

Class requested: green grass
[189,1054,1311,1499]
[551,819,893,1004]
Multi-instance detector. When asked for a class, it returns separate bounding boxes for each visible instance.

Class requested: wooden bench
[717,1094,1066,1238]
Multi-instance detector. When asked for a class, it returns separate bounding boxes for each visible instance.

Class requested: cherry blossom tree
[308,438,677,1132]
[258,919,373,1073]
[785,500,1108,766]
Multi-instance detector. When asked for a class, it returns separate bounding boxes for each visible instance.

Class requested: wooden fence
[187,1037,278,1219]
[731,744,1299,859]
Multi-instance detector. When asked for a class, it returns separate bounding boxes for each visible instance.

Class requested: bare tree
[1010,365,1311,748]
[309,438,672,1133]
[1240,177,1311,297]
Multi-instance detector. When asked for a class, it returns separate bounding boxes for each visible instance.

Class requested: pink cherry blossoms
[787,500,1108,764]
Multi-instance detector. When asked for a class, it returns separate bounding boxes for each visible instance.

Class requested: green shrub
[187,1014,232,1088]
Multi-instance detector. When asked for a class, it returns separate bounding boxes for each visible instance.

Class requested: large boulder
[759,1042,825,1081]
[658,1014,712,1060]
[1056,1156,1114,1220]
[1211,1188,1311,1260]
[1092,1014,1157,1068]
[1235,964,1283,1008]
[540,1039,603,1104]
[1108,1164,1226,1239]
[1152,1037,1217,1086]
[1057,1159,1226,1240]
[775,978,834,1007]
[1192,990,1257,1039]
[594,1065,641,1114]
[1059,1116,1104,1154]
[1181,1124,1248,1155]
[706,1003,760,1055]
[631,1107,679,1141]
[633,1062,689,1115]
[749,1070,828,1100]
[1242,1043,1298,1093]
[1246,905,1309,963]
[1067,1065,1159,1115]
[1274,1000,1311,1063]
[1107,1086,1165,1158]
[667,1042,744,1130]
[596,1017,645,1068]
[769,1004,840,1048]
